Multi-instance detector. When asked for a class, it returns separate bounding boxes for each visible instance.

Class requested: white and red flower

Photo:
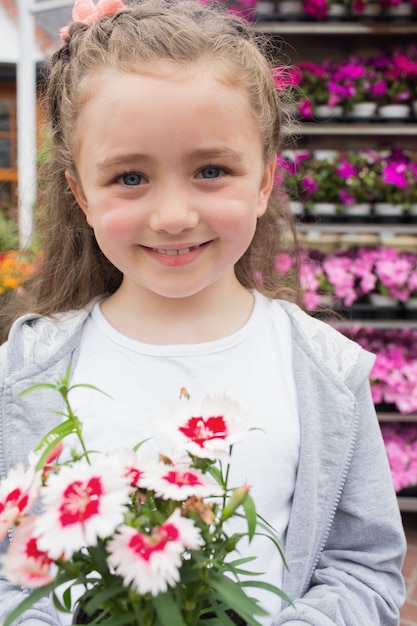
[164,395,248,460]
[107,509,203,596]
[1,516,54,588]
[34,455,131,559]
[0,464,41,540]
[141,461,222,501]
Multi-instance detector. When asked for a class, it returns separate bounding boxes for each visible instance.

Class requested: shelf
[297,223,417,234]
[332,319,417,330]
[397,497,417,512]
[255,19,417,35]
[378,412,417,423]
[285,122,417,137]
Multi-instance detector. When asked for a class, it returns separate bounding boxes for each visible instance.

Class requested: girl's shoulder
[275,299,375,388]
[1,304,95,372]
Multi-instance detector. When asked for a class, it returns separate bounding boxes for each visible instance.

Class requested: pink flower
[299,99,313,118]
[1,516,54,588]
[107,509,203,596]
[0,465,40,540]
[34,456,131,559]
[272,66,301,92]
[382,162,408,189]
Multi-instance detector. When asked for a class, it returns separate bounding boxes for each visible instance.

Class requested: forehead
[71,65,265,172]
[72,62,259,151]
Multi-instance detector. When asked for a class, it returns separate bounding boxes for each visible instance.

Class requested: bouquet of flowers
[0,370,290,626]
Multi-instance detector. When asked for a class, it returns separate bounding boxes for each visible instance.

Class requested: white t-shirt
[60,292,299,625]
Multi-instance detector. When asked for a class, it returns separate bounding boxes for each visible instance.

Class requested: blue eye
[120,173,143,186]
[199,167,223,179]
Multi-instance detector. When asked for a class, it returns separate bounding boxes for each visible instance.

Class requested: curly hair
[0,0,301,341]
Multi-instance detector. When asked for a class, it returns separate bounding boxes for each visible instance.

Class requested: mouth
[151,243,206,256]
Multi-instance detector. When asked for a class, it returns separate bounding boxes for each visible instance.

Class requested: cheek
[91,206,140,242]
[207,197,258,238]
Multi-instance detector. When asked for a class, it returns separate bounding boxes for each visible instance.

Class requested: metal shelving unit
[259,16,417,511]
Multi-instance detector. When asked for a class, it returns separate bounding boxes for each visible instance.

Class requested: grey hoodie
[0,300,406,625]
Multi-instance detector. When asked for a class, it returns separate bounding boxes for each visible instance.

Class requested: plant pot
[404,297,417,311]
[351,102,377,119]
[369,293,399,308]
[255,0,276,14]
[360,3,380,16]
[385,1,412,16]
[403,298,417,319]
[313,105,344,119]
[289,200,304,216]
[327,3,348,17]
[314,149,338,160]
[72,606,247,624]
[276,0,303,15]
[309,202,338,216]
[344,202,372,217]
[373,202,405,217]
[378,104,411,119]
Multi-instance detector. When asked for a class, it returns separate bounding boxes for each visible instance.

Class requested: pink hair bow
[60,0,124,41]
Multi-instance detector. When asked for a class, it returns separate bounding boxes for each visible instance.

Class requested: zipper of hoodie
[300,409,360,596]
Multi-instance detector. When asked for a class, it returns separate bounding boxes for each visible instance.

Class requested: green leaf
[152,592,186,626]
[4,575,72,626]
[68,382,111,398]
[17,382,60,397]
[209,572,267,626]
[33,422,78,470]
[240,580,294,607]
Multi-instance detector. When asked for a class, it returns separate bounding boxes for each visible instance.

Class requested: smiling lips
[144,242,209,267]
[154,245,200,256]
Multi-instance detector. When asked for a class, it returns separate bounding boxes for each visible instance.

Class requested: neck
[100,279,255,345]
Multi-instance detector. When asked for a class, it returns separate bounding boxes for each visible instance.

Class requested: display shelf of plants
[254,0,417,25]
[261,4,417,508]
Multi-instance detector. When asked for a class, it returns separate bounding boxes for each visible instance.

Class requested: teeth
[156,246,194,256]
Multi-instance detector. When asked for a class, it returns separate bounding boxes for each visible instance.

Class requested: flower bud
[221,484,250,522]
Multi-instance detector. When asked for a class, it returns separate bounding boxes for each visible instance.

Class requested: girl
[0,0,406,624]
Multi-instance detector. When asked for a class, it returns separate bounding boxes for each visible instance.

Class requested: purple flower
[382,162,408,189]
[335,159,356,179]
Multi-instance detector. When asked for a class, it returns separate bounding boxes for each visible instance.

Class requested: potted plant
[332,56,380,117]
[296,153,345,214]
[368,50,412,117]
[303,0,350,19]
[334,152,379,216]
[296,60,345,118]
[372,150,414,215]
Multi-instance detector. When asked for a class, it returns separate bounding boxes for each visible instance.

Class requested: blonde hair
[1,0,301,340]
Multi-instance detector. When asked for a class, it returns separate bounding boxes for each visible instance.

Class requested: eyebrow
[97,147,244,172]
[184,147,244,162]
[97,153,152,172]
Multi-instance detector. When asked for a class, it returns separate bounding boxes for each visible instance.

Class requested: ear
[256,158,276,218]
[65,170,92,226]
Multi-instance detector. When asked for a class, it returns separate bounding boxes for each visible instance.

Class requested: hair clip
[60,0,125,42]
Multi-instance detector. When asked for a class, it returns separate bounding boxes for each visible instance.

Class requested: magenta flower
[335,159,356,179]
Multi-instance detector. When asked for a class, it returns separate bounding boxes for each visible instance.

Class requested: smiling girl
[0,0,405,624]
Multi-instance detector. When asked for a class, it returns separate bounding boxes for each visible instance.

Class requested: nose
[148,183,199,234]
